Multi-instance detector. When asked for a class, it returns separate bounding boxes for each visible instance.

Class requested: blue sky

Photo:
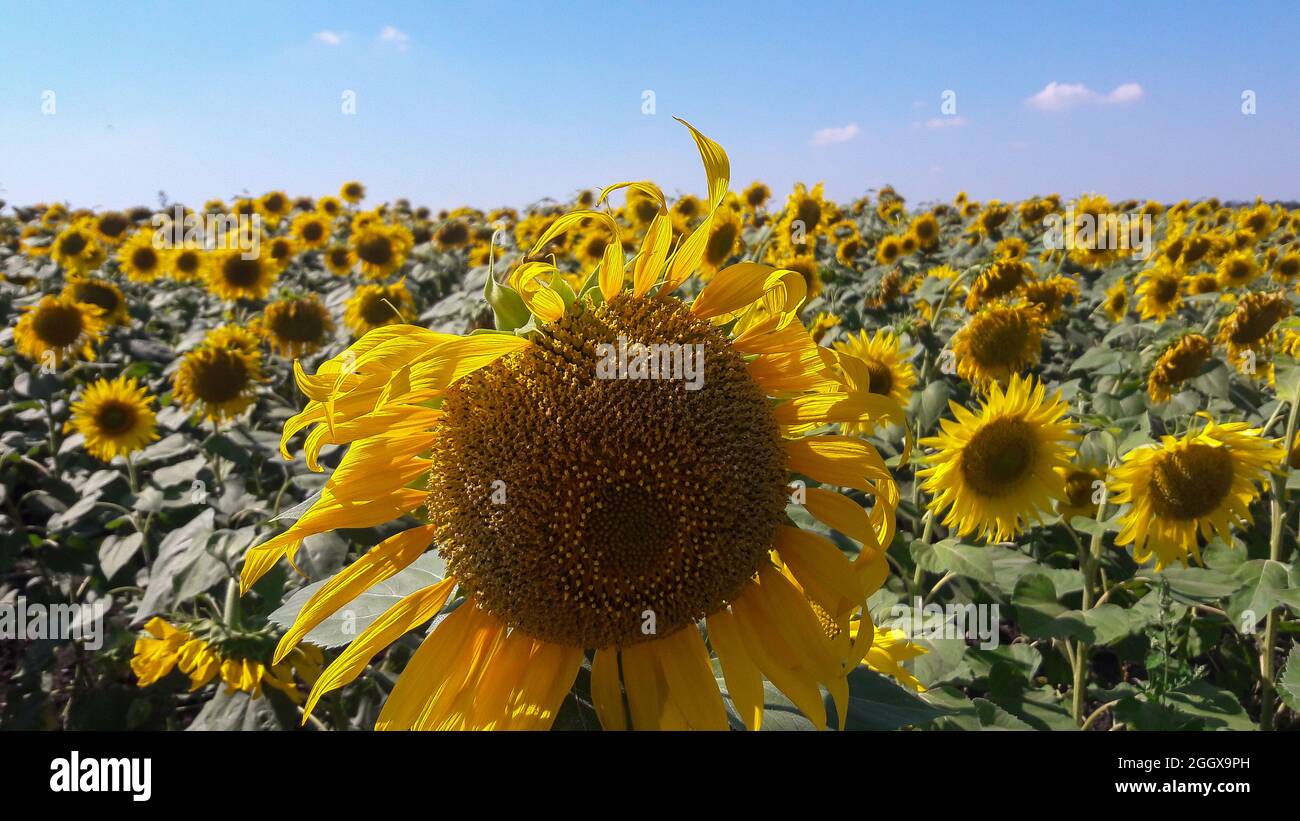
[2,1,1297,211]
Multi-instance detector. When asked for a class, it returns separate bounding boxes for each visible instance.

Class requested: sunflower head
[68,375,158,461]
[742,181,770,210]
[291,212,331,250]
[1215,290,1292,363]
[350,223,414,279]
[14,294,106,366]
[1056,466,1104,521]
[950,302,1047,389]
[257,295,336,358]
[245,122,905,732]
[1103,281,1129,322]
[1216,250,1260,290]
[93,212,131,245]
[833,329,917,418]
[117,230,165,282]
[339,181,366,205]
[1111,419,1282,567]
[966,260,1033,310]
[1020,275,1079,323]
[51,223,107,275]
[61,277,129,326]
[919,374,1077,542]
[344,281,414,336]
[1147,333,1213,403]
[203,247,279,301]
[434,220,472,251]
[1135,265,1184,321]
[174,328,264,421]
[257,191,291,226]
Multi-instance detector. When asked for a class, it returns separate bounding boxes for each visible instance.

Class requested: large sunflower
[14,294,106,366]
[1135,265,1184,321]
[204,247,280,301]
[918,374,1077,542]
[67,375,158,461]
[350,223,414,280]
[240,123,907,731]
[173,326,265,421]
[345,281,415,336]
[1110,419,1282,568]
[291,212,332,250]
[257,294,336,359]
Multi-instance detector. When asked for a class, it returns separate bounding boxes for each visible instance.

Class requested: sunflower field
[2,124,1299,733]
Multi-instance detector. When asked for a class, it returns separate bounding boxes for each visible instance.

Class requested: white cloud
[313,30,344,46]
[1025,81,1144,111]
[810,123,860,147]
[379,25,410,51]
[924,116,968,129]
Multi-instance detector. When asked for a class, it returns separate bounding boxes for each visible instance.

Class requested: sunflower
[257,295,336,358]
[333,181,364,205]
[919,374,1077,542]
[994,236,1028,262]
[1215,290,1292,366]
[434,220,472,251]
[834,232,866,266]
[92,211,132,245]
[50,222,107,275]
[742,181,770,211]
[876,235,903,265]
[345,281,415,336]
[1103,281,1129,322]
[241,123,906,731]
[350,223,414,279]
[1148,334,1213,402]
[1056,466,1105,521]
[265,236,298,272]
[809,311,841,344]
[949,303,1047,388]
[965,260,1033,311]
[909,213,940,251]
[670,194,705,233]
[779,254,822,299]
[163,244,204,282]
[324,244,356,276]
[775,182,827,254]
[848,620,927,692]
[700,206,742,276]
[67,375,158,461]
[132,617,322,702]
[173,326,265,421]
[257,191,292,227]
[61,277,128,326]
[1270,250,1300,285]
[317,196,344,218]
[291,211,332,250]
[203,246,279,301]
[1020,275,1079,323]
[833,330,916,420]
[116,230,165,282]
[1135,266,1184,321]
[1110,419,1283,568]
[1215,250,1260,290]
[14,294,106,366]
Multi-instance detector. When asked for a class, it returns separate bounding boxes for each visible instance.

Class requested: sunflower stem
[1072,499,1108,726]
[222,577,240,629]
[1260,379,1300,731]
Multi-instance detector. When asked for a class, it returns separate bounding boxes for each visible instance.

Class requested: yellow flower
[1110,419,1283,568]
[61,277,129,326]
[67,375,158,461]
[241,122,907,731]
[173,326,265,421]
[1147,334,1213,403]
[256,295,336,358]
[323,244,356,276]
[1135,266,1184,321]
[291,211,332,250]
[131,618,190,687]
[1215,250,1261,290]
[340,181,366,204]
[203,247,280,301]
[1215,290,1291,367]
[741,181,770,211]
[114,230,164,282]
[345,281,415,336]
[14,294,105,366]
[965,260,1033,311]
[50,222,107,275]
[350,223,414,280]
[1103,281,1129,322]
[257,191,292,227]
[949,302,1047,389]
[1020,275,1079,323]
[833,329,917,420]
[919,374,1077,542]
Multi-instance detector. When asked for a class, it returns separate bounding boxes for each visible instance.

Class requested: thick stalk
[1260,381,1300,730]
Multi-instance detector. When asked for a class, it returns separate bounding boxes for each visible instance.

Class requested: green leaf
[1138,565,1242,602]
[1279,645,1300,714]
[842,667,951,730]
[909,538,995,584]
[1013,573,1141,644]
[483,273,530,332]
